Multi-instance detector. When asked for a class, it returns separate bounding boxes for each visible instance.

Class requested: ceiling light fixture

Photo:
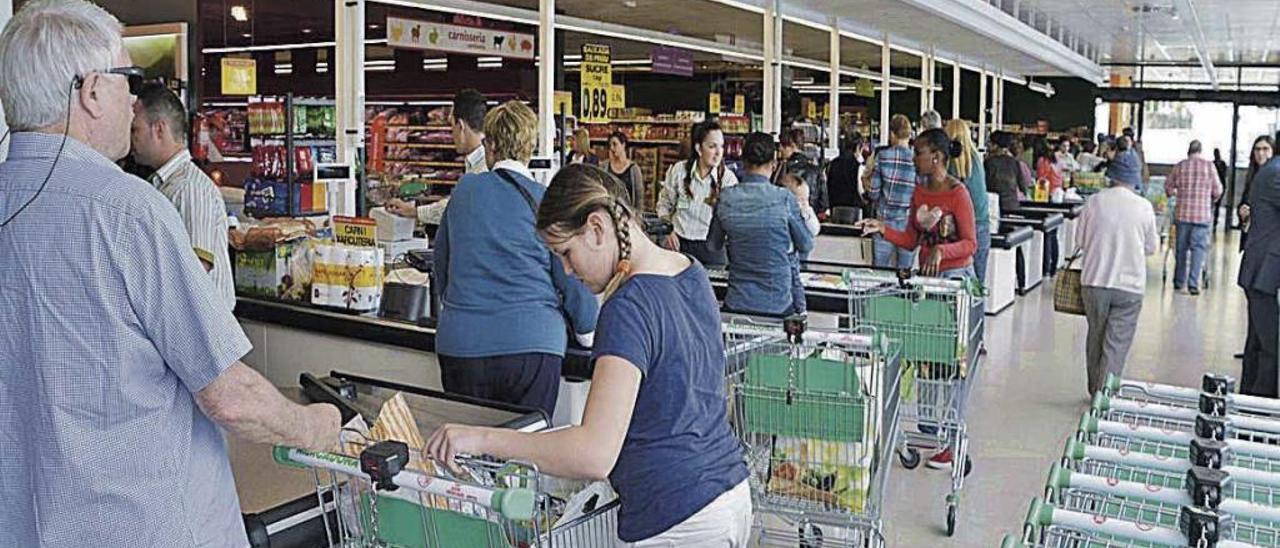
[301,28,313,34]
[230,5,249,22]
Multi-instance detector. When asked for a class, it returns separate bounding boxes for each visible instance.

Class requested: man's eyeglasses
[75,66,146,95]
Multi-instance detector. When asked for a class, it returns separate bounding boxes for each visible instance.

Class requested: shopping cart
[1002,497,1263,548]
[271,443,618,547]
[1159,194,1214,289]
[843,268,984,536]
[1101,373,1280,419]
[722,316,903,548]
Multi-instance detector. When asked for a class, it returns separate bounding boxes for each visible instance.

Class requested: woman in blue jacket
[428,163,751,546]
[433,101,598,417]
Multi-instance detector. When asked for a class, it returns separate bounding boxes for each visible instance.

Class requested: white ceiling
[1010,0,1280,66]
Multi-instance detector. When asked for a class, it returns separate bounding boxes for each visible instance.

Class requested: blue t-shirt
[592,261,749,542]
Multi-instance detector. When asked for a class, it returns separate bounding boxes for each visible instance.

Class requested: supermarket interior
[3,0,1280,547]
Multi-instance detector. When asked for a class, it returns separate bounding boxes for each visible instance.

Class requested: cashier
[130,83,235,310]
[386,89,489,225]
[431,100,598,417]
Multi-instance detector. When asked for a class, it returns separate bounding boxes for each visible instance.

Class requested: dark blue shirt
[707,173,815,315]
[593,262,749,541]
[434,166,598,357]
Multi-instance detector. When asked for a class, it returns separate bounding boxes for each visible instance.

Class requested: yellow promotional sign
[608,84,626,112]
[734,94,745,114]
[709,93,721,114]
[553,91,574,117]
[579,44,612,123]
[220,58,257,96]
[824,102,831,120]
[333,216,378,247]
[807,100,817,120]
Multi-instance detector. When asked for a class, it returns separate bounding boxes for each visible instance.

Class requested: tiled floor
[881,229,1251,546]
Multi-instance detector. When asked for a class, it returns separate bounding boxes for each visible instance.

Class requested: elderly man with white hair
[0,1,340,547]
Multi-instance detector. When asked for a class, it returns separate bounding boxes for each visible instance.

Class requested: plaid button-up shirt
[869,145,917,223]
[1165,155,1223,224]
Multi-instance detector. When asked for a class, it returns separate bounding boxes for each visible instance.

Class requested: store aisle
[881,229,1250,546]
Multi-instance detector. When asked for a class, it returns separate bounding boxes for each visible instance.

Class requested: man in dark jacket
[826,133,864,220]
[776,128,829,218]
[1239,151,1280,397]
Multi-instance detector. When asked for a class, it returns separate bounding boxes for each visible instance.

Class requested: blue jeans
[973,225,991,288]
[1173,222,1210,290]
[872,235,913,269]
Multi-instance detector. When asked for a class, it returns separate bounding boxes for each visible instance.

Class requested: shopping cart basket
[723,316,902,548]
[1101,374,1280,420]
[271,443,618,547]
[843,268,984,536]
[1002,497,1262,548]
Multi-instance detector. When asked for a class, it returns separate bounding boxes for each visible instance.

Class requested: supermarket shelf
[379,124,451,130]
[590,137,683,145]
[385,143,456,150]
[384,160,464,167]
[581,119,690,125]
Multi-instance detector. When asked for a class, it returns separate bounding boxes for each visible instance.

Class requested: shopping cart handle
[271,446,537,521]
[999,534,1026,548]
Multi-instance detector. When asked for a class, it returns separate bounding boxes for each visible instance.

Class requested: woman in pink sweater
[857,128,977,278]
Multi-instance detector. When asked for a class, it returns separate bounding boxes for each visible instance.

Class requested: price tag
[580,44,612,123]
[709,93,721,114]
[608,84,626,112]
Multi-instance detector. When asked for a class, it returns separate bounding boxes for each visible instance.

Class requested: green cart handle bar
[272,445,536,521]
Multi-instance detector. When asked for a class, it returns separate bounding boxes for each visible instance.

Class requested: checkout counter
[810,224,876,266]
[999,210,1064,294]
[1018,201,1084,271]
[987,224,1034,314]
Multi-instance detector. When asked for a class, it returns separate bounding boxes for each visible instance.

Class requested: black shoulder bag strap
[493,168,539,214]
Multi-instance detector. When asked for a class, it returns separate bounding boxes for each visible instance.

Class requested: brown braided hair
[536,164,636,300]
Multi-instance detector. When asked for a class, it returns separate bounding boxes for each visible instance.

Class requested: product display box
[234,238,314,301]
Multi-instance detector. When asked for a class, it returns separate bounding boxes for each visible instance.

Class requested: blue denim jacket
[708,174,815,315]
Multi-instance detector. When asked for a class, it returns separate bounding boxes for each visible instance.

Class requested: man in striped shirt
[1165,139,1223,295]
[131,83,235,310]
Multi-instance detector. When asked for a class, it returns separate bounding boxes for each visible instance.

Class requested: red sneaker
[926,448,953,470]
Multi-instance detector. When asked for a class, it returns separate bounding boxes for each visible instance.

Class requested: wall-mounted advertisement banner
[221,58,257,96]
[651,46,694,77]
[387,17,535,60]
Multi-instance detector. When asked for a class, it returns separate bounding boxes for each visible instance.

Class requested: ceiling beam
[1171,0,1219,89]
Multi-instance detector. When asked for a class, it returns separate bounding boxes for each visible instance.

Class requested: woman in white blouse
[656,120,739,268]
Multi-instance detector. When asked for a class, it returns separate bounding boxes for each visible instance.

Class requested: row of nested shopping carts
[263,267,986,547]
[1004,372,1280,547]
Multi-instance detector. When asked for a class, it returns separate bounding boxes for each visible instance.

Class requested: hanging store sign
[580,44,612,123]
[220,58,257,96]
[854,78,876,98]
[651,46,694,77]
[608,85,626,112]
[708,93,721,114]
[553,91,574,117]
[734,94,745,115]
[386,17,535,60]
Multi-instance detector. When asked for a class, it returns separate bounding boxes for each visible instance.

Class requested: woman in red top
[1034,137,1063,192]
[857,128,977,278]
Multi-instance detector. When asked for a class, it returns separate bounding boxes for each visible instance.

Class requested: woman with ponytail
[656,120,739,268]
[945,119,991,285]
[858,128,978,280]
[427,164,753,546]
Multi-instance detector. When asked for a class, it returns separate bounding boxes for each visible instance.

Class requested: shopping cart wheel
[798,523,823,548]
[898,448,921,469]
[964,456,973,477]
[946,504,957,536]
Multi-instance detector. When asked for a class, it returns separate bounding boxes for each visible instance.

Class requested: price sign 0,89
[580,44,612,123]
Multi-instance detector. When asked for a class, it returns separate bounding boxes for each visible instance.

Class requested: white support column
[978,68,988,149]
[763,0,782,135]
[995,71,1005,129]
[827,17,840,155]
[335,0,365,216]
[537,0,555,158]
[919,51,929,115]
[0,0,10,162]
[880,34,891,145]
[926,50,936,111]
[951,61,961,121]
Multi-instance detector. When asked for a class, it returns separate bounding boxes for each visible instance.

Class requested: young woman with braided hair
[427,164,752,546]
[656,120,738,268]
